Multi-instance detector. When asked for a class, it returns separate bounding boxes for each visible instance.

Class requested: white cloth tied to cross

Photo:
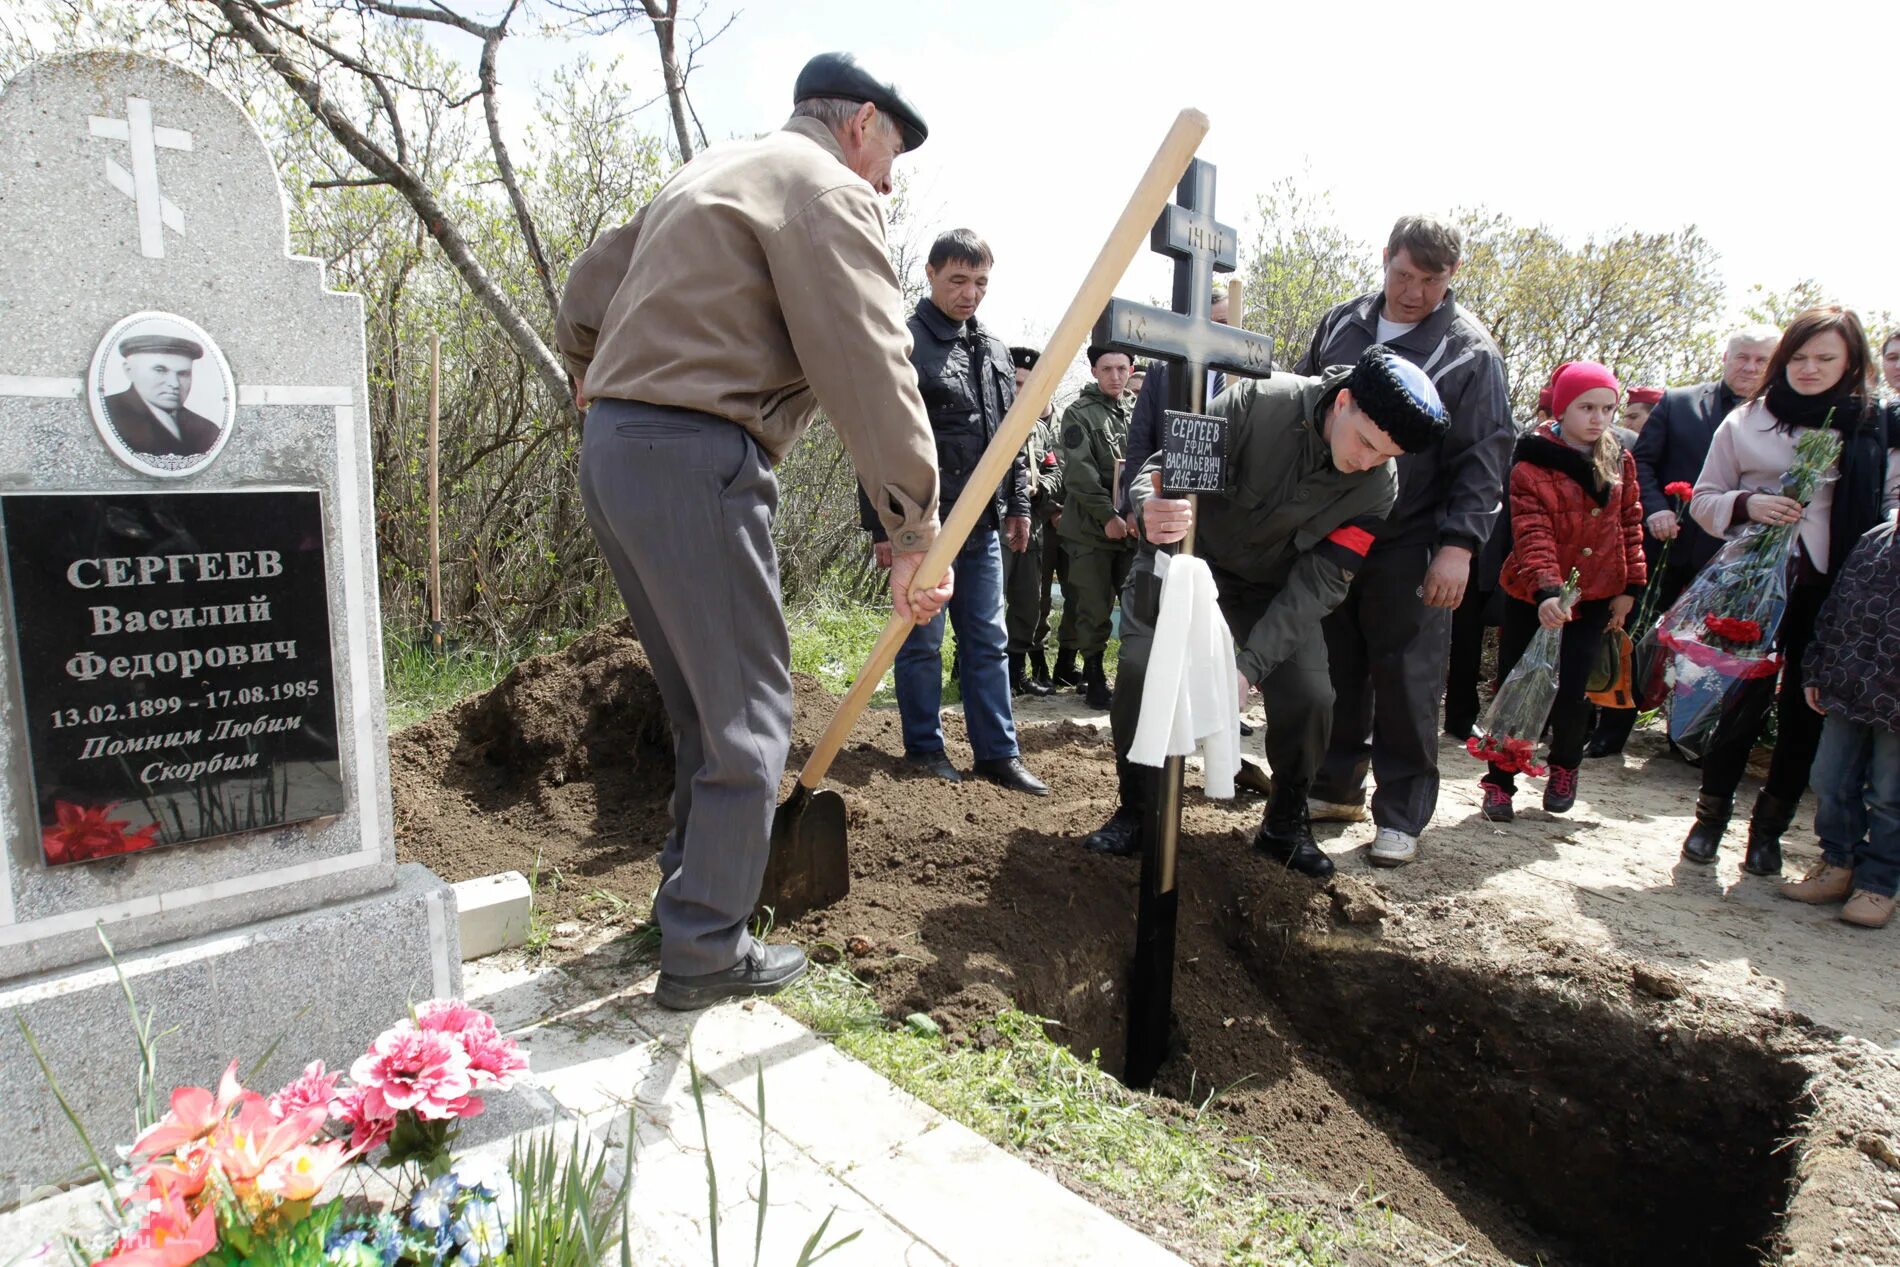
[1127,551,1240,799]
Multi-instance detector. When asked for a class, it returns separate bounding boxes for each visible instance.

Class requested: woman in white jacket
[1680,306,1900,876]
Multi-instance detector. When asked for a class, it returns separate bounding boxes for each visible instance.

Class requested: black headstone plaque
[2,491,345,865]
[1160,409,1229,494]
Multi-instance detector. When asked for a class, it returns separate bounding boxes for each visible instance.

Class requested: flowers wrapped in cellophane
[1641,426,1842,757]
[1467,570,1581,778]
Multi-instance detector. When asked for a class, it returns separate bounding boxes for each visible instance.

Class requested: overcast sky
[454,0,1891,353]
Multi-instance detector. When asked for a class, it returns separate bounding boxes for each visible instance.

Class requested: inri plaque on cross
[1095,158,1275,1089]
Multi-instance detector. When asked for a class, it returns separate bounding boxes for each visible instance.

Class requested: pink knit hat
[1549,361,1621,420]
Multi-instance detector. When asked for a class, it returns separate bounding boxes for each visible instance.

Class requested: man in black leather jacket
[859,229,1045,794]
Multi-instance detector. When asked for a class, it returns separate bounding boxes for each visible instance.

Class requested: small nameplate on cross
[1160,410,1229,494]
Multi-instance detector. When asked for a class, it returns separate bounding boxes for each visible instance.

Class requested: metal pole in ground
[427,331,443,654]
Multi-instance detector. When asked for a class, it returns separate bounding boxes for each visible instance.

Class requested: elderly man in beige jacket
[556,53,950,1010]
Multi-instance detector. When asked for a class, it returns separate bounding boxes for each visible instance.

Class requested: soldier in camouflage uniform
[1081,347,1449,879]
[1057,345,1137,708]
[1004,346,1063,695]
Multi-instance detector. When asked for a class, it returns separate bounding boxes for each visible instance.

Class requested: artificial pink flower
[267,1061,340,1123]
[412,999,498,1041]
[209,1098,329,1182]
[331,1083,395,1153]
[349,1027,474,1121]
[131,1062,249,1159]
[256,1139,350,1202]
[93,1180,216,1267]
[128,1140,214,1205]
[460,1028,529,1093]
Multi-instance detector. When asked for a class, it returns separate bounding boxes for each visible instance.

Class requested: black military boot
[1028,647,1053,690]
[1082,655,1113,709]
[1743,791,1797,876]
[1253,784,1335,880]
[1680,793,1732,865]
[1050,649,1081,688]
[1010,652,1051,697]
[1083,764,1147,856]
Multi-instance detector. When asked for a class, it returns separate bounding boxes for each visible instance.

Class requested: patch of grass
[383,629,586,732]
[788,596,1123,710]
[778,967,1356,1266]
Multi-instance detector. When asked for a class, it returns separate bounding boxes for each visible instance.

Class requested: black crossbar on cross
[1093,157,1274,1090]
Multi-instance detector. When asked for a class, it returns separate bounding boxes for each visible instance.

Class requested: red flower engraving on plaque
[41,800,160,864]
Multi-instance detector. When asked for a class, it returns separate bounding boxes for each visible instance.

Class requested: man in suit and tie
[102,334,223,458]
[1585,325,1779,756]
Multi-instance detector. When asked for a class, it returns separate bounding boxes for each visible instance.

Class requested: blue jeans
[895,530,1018,763]
[1813,714,1900,898]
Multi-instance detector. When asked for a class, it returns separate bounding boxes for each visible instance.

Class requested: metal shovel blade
[758,783,850,924]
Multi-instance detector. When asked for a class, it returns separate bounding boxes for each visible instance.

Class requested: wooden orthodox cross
[1094,157,1276,1088]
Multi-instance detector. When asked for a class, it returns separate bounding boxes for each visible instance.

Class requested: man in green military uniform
[1080,347,1450,877]
[1057,344,1137,708]
[1004,346,1063,695]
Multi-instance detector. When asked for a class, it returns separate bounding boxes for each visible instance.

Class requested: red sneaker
[1480,780,1514,822]
[1544,765,1580,814]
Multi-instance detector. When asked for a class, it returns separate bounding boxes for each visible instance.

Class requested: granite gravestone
[0,51,459,1199]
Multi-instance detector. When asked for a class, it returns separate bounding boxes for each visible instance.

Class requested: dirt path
[391,625,1900,1266]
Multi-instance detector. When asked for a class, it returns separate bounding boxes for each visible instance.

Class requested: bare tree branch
[207,0,575,416]
[311,175,393,188]
[475,2,558,321]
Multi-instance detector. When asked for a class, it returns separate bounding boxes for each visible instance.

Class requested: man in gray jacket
[557,53,950,1009]
[1295,215,1513,867]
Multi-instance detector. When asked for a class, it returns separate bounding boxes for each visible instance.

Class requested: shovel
[758,107,1213,923]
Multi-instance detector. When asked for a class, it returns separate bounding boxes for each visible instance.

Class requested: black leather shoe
[973,756,1050,796]
[1253,822,1336,879]
[904,752,961,782]
[1681,793,1731,865]
[1253,789,1334,879]
[1743,792,1796,876]
[1239,720,1256,737]
[1582,735,1624,759]
[1083,807,1142,856]
[1009,652,1051,698]
[1082,655,1113,709]
[1050,650,1081,688]
[654,942,808,1011]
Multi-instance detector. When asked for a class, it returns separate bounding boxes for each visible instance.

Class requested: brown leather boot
[1779,861,1853,905]
[1841,891,1895,929]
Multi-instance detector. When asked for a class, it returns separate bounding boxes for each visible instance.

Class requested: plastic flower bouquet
[1467,570,1581,778]
[1642,426,1842,757]
[71,999,528,1267]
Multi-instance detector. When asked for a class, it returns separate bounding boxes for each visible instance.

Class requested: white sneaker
[1308,797,1369,823]
[1369,828,1418,868]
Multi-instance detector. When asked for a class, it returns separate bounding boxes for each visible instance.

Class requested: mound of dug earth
[393,625,1898,1267]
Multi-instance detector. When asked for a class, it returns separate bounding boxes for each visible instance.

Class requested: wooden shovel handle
[795,108,1212,791]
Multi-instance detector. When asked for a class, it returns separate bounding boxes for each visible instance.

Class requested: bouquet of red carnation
[1641,426,1842,756]
[1626,481,1700,708]
[1467,570,1581,778]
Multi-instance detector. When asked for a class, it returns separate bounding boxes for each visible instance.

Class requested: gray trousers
[1109,552,1333,804]
[1312,544,1451,835]
[578,402,790,977]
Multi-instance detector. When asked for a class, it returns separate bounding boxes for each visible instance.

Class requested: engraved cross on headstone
[88,96,193,259]
[1094,157,1274,415]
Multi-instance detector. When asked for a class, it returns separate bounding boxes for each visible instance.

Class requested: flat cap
[794,52,928,154]
[119,334,204,360]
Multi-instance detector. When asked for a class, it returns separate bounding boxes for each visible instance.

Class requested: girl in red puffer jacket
[1481,362,1648,820]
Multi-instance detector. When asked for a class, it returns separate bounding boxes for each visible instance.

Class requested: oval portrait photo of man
[87,311,236,477]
